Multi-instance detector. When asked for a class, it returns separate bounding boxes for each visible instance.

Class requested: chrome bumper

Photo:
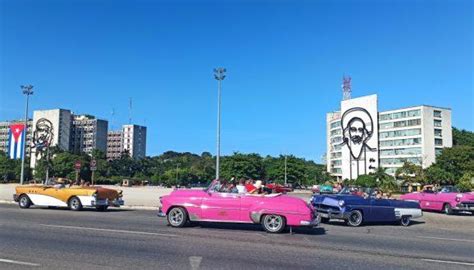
[157,207,166,217]
[300,213,321,227]
[92,198,124,207]
[455,203,474,211]
[315,209,345,220]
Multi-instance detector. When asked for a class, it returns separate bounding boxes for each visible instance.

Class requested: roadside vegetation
[0,127,472,191]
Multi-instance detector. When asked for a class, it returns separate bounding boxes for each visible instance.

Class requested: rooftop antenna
[128,97,132,124]
[111,108,115,131]
[342,75,352,100]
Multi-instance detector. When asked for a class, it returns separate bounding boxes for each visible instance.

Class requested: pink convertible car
[158,180,320,233]
[400,186,474,215]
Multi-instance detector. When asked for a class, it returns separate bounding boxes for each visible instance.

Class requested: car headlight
[338,200,345,207]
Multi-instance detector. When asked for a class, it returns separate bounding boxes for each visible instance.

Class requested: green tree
[372,167,398,192]
[355,174,377,188]
[434,146,474,180]
[395,162,423,184]
[456,172,473,192]
[452,127,474,147]
[424,166,454,185]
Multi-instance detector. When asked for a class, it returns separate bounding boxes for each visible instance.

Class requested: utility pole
[20,85,33,185]
[176,163,179,184]
[213,67,226,180]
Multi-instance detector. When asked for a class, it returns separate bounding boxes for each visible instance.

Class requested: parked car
[158,180,320,233]
[311,193,422,226]
[13,179,124,211]
[400,186,474,215]
[266,183,293,193]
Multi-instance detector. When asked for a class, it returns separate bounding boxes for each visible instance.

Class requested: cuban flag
[8,124,26,159]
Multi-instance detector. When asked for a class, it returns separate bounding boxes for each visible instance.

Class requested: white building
[106,124,147,160]
[122,124,147,159]
[30,109,72,168]
[326,94,452,180]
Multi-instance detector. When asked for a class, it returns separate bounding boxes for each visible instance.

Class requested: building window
[434,119,442,127]
[435,138,443,146]
[433,110,442,118]
[330,121,341,129]
[379,137,422,147]
[379,109,421,121]
[380,147,422,156]
[434,129,442,137]
[379,128,421,139]
[330,129,342,136]
[330,168,342,174]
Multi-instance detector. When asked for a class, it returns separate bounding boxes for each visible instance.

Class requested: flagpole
[20,85,33,185]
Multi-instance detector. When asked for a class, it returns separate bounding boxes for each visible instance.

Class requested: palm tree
[373,167,398,192]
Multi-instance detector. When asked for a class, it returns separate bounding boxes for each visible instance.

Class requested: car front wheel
[19,194,32,209]
[262,214,286,233]
[167,207,188,227]
[346,210,363,227]
[400,216,411,226]
[68,196,83,211]
[443,203,453,215]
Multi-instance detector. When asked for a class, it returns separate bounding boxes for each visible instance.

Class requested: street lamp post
[213,68,226,180]
[20,85,34,185]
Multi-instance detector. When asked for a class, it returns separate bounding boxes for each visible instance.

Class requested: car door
[369,198,396,222]
[201,192,241,221]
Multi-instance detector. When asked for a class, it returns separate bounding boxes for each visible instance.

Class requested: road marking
[189,256,202,270]
[39,224,178,238]
[0,258,40,266]
[417,236,474,243]
[421,259,474,266]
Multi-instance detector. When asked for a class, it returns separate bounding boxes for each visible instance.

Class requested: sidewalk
[0,184,173,209]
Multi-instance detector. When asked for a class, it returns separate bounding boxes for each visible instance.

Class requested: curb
[0,200,158,210]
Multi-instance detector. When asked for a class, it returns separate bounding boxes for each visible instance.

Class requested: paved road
[0,204,473,270]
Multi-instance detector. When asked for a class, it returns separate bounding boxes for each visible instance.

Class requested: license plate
[319,213,329,218]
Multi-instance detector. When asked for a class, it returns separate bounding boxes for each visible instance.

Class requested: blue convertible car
[311,191,422,227]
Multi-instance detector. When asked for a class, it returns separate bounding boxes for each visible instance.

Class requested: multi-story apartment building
[107,124,147,160]
[70,115,108,155]
[326,94,452,180]
[107,131,123,160]
[0,119,33,157]
[122,124,147,159]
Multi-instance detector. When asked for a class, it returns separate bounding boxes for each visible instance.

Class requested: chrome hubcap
[265,215,282,232]
[20,197,28,206]
[169,208,184,226]
[71,199,79,209]
[350,212,361,225]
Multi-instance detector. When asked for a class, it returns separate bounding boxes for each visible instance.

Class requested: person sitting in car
[245,179,258,194]
[236,179,247,194]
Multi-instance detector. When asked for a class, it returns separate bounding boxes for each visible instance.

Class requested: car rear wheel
[167,207,188,227]
[262,214,286,233]
[443,203,453,215]
[96,205,108,211]
[346,210,363,227]
[400,216,411,226]
[68,196,83,211]
[19,194,31,209]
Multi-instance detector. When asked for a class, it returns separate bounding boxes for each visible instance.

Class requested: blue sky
[1,0,472,162]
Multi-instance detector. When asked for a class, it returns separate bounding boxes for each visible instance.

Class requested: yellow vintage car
[13,179,124,211]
